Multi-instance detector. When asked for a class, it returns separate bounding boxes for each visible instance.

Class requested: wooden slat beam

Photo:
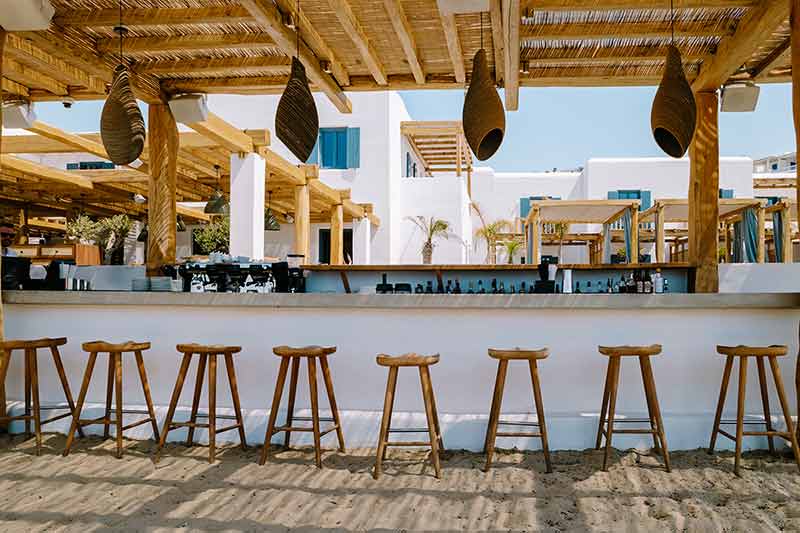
[692,0,790,91]
[521,0,757,10]
[794,0,800,219]
[383,0,425,84]
[503,0,520,110]
[751,37,791,78]
[4,57,67,96]
[187,112,254,154]
[439,12,466,84]
[138,56,291,76]
[147,104,178,276]
[97,33,275,54]
[266,149,306,185]
[55,7,253,27]
[0,155,94,189]
[330,203,344,265]
[294,182,310,260]
[327,0,387,85]
[523,20,732,42]
[240,0,351,113]
[490,0,505,84]
[25,121,109,160]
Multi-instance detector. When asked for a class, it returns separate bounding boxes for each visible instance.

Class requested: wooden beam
[782,204,794,263]
[521,0,757,9]
[688,91,720,292]
[655,203,665,263]
[630,207,639,265]
[751,37,791,79]
[330,203,344,265]
[490,0,505,84]
[439,13,466,84]
[531,207,540,264]
[523,20,731,42]
[0,155,93,189]
[692,1,790,92]
[383,0,425,84]
[794,0,800,219]
[503,0,520,110]
[266,149,306,186]
[757,206,766,263]
[25,121,109,160]
[294,182,310,260]
[2,78,29,97]
[1,28,6,425]
[4,57,67,96]
[55,7,253,27]
[97,33,275,54]
[240,0,352,113]
[187,112,254,154]
[138,56,291,76]
[328,0,387,85]
[146,104,179,276]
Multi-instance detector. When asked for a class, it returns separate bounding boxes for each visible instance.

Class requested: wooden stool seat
[273,345,336,358]
[154,344,247,464]
[484,347,551,473]
[0,337,81,455]
[598,344,662,357]
[64,340,159,459]
[595,344,670,472]
[709,344,800,476]
[374,353,443,479]
[488,348,549,360]
[376,353,440,366]
[261,345,345,468]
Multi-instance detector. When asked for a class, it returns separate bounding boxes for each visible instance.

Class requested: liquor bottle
[520,281,527,293]
[478,280,486,294]
[654,269,664,294]
[491,278,498,294]
[664,278,670,293]
[509,283,516,294]
[575,281,581,294]
[644,271,652,294]
[498,281,506,294]
[436,280,445,294]
[415,283,424,294]
[606,278,613,293]
[454,279,462,294]
[528,282,535,294]
[555,284,561,293]
[425,280,434,294]
[619,274,626,294]
[445,280,452,294]
[636,271,644,294]
[586,280,593,293]
[467,281,475,294]
[626,273,635,293]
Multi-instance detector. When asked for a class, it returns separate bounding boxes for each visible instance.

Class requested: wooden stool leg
[595,357,614,450]
[484,359,508,472]
[426,370,444,454]
[154,353,192,463]
[374,366,398,479]
[307,357,323,469]
[103,353,115,439]
[602,356,621,472]
[208,354,217,464]
[259,356,289,465]
[134,350,160,442]
[0,349,10,430]
[320,355,345,453]
[27,349,42,455]
[224,353,247,449]
[419,365,442,479]
[186,354,207,446]
[63,352,98,457]
[767,356,800,473]
[50,345,85,438]
[756,357,775,454]
[283,357,300,449]
[638,356,661,454]
[709,355,734,453]
[734,356,748,476]
[530,360,552,473]
[641,355,670,472]
[483,360,503,454]
[114,353,124,459]
[24,350,31,438]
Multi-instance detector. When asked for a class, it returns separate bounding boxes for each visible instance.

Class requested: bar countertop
[4,291,799,309]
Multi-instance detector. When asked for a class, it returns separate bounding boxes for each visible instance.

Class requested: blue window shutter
[346,127,360,169]
[520,197,531,219]
[320,129,337,168]
[607,191,619,200]
[335,129,347,168]
[306,136,319,164]
[640,190,652,211]
[720,189,734,199]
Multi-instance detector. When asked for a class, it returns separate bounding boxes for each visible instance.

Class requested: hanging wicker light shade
[276,57,319,162]
[462,49,505,161]
[651,45,696,158]
[101,65,146,165]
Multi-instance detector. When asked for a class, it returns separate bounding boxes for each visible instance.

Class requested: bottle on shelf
[606,278,613,293]
[467,281,475,294]
[498,281,506,294]
[520,281,527,293]
[575,281,581,294]
[626,272,636,294]
[478,280,486,294]
[644,270,653,294]
[445,280,452,294]
[415,283,424,294]
[636,270,644,294]
[654,269,664,294]
[425,280,434,294]
[509,282,516,294]
[491,278,498,294]
[454,279,462,294]
[587,280,593,294]
[664,278,670,293]
[528,282,535,294]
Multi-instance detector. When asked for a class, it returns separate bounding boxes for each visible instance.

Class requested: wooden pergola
[401,121,472,177]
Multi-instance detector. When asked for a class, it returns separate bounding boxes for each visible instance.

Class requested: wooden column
[782,204,794,263]
[146,104,178,276]
[757,207,766,263]
[456,135,462,177]
[531,207,540,264]
[793,0,800,216]
[724,224,732,263]
[0,29,6,428]
[688,91,720,292]
[294,182,310,260]
[330,203,344,265]
[655,203,665,263]
[629,208,639,265]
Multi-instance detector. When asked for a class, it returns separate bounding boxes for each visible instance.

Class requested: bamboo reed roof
[401,121,471,175]
[526,199,640,224]
[0,1,792,113]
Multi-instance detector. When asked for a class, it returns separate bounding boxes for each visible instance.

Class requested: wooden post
[0,29,6,429]
[456,135,462,177]
[531,207,540,264]
[782,203,794,263]
[689,91,720,292]
[793,0,800,217]
[757,207,766,263]
[330,203,344,265]
[656,203,665,263]
[724,223,732,263]
[294,182,310,260]
[146,104,178,276]
[629,207,639,265]
[466,166,472,199]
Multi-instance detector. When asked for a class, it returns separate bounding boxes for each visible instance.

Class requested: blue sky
[33,84,794,172]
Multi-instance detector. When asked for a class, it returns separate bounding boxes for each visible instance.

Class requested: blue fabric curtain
[602,223,612,263]
[733,221,744,263]
[743,208,758,263]
[773,209,784,263]
[526,223,534,263]
[622,208,632,263]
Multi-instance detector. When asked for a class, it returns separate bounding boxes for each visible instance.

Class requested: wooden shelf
[304,263,692,272]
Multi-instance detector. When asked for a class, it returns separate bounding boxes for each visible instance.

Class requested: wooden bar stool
[484,348,552,473]
[709,345,800,476]
[0,337,84,455]
[260,345,345,468]
[154,344,247,464]
[374,353,443,479]
[63,341,159,459]
[595,344,670,472]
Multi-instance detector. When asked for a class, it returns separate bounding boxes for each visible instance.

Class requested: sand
[1,434,800,532]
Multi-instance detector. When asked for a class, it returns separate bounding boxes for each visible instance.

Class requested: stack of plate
[149,277,173,292]
[131,278,150,292]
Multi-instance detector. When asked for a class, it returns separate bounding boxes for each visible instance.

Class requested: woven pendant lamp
[101,66,146,166]
[651,45,696,158]
[462,49,505,161]
[276,57,319,162]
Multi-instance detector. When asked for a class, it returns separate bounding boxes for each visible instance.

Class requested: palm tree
[406,216,450,264]
[501,238,524,264]
[552,222,569,261]
[472,203,512,264]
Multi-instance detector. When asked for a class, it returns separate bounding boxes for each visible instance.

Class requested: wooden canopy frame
[401,121,472,177]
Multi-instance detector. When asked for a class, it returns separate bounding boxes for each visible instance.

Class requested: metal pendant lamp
[265,190,280,231]
[100,3,146,166]
[462,16,505,161]
[650,1,696,158]
[205,165,229,216]
[275,2,319,162]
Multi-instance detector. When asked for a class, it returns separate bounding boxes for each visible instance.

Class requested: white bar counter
[4,291,800,453]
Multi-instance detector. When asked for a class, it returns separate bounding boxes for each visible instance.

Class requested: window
[719,189,734,199]
[607,190,651,211]
[307,127,360,169]
[772,163,779,170]
[318,228,353,264]
[67,161,115,170]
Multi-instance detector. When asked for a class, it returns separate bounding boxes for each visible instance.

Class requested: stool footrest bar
[169,421,210,429]
[194,414,237,421]
[292,416,334,423]
[386,441,433,447]
[215,424,243,434]
[719,420,770,426]
[122,418,154,431]
[497,420,540,427]
[496,431,542,438]
[388,427,429,433]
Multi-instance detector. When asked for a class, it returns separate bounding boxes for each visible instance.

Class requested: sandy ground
[1,434,800,532]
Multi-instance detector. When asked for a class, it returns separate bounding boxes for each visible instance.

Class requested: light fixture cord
[480,12,483,50]
[296,0,300,58]
[670,0,674,45]
[118,0,123,64]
